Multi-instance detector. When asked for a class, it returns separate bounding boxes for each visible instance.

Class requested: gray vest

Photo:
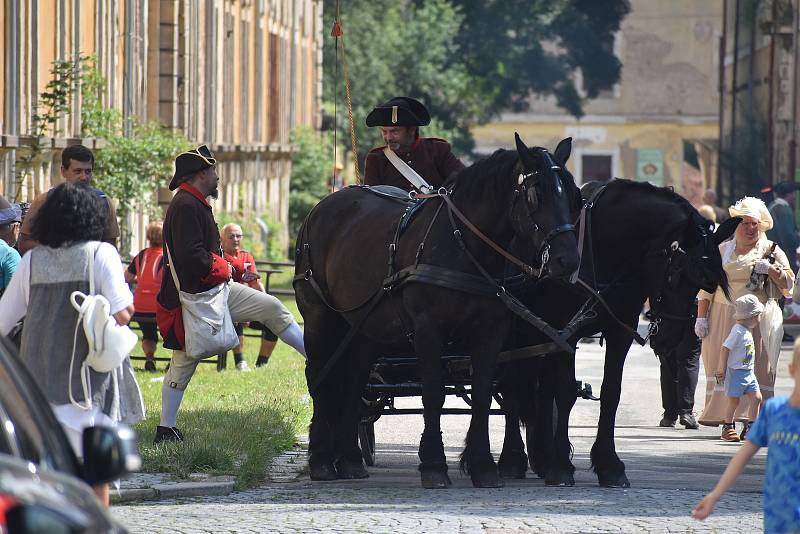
[20,243,144,424]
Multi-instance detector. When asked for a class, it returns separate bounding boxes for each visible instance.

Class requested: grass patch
[130,296,309,490]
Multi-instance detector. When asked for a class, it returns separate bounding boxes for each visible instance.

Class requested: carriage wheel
[358,421,376,466]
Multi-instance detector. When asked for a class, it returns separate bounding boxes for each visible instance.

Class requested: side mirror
[82,425,141,485]
[6,503,84,533]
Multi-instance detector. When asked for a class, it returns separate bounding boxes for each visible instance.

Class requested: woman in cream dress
[695,197,794,427]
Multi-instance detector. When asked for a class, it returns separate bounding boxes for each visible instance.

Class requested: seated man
[0,195,21,297]
[221,223,279,371]
[363,96,464,192]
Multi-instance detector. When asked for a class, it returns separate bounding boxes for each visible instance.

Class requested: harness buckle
[408,190,418,200]
[304,269,313,281]
[437,187,448,196]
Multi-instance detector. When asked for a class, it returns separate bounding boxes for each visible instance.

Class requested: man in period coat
[153,145,306,444]
[363,96,464,191]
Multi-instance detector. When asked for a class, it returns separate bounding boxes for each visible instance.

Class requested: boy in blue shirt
[693,337,800,533]
[715,294,764,442]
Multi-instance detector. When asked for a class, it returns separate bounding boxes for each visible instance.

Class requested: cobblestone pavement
[113,337,795,533]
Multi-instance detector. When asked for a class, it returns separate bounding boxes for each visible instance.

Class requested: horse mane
[447,149,520,197]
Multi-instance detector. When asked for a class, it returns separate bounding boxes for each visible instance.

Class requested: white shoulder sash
[383,147,434,193]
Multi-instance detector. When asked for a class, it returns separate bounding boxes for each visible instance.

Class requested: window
[582,155,613,182]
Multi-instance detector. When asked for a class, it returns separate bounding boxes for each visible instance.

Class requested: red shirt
[223,249,260,289]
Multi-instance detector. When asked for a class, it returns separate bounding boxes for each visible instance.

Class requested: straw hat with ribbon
[728,196,773,232]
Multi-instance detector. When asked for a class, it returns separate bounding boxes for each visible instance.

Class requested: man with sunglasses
[153,145,306,444]
[363,96,464,192]
[17,144,120,254]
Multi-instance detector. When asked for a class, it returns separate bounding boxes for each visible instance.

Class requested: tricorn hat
[0,195,21,225]
[170,145,217,191]
[365,96,431,127]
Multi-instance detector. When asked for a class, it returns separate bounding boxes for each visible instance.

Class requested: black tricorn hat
[365,96,431,127]
[169,145,217,191]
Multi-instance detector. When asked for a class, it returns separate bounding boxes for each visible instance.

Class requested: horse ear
[514,132,529,155]
[554,137,572,166]
[714,216,741,245]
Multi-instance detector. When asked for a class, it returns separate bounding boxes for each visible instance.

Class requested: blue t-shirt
[0,238,20,291]
[747,396,800,533]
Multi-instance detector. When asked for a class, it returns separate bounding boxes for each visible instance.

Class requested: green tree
[79,57,190,252]
[323,0,630,160]
[288,127,332,247]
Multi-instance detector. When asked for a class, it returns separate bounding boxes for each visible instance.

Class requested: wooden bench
[127,261,288,371]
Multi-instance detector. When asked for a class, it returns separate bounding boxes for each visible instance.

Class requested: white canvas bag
[165,244,238,360]
[69,243,139,410]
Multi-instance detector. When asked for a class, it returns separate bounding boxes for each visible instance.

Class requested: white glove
[694,317,709,339]
[754,259,771,275]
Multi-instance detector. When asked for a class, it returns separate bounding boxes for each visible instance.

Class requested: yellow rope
[335,1,361,183]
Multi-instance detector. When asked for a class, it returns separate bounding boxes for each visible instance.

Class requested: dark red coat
[156,183,230,348]
[363,137,464,191]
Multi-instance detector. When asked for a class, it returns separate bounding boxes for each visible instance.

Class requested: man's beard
[209,187,219,199]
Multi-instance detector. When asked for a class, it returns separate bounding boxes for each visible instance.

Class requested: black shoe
[679,413,699,429]
[783,332,795,343]
[144,359,157,372]
[659,415,677,427]
[255,355,270,367]
[153,426,184,444]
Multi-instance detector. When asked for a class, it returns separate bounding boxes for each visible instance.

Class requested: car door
[0,335,121,532]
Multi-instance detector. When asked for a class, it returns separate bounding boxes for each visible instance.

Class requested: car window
[0,340,79,475]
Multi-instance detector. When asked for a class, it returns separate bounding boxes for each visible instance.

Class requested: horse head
[646,210,739,354]
[510,134,582,280]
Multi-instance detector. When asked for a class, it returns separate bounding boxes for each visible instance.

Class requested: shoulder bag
[165,244,238,360]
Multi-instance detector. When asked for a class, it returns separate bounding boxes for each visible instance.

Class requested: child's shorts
[725,368,759,397]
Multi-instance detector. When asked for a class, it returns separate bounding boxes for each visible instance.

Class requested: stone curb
[112,437,308,504]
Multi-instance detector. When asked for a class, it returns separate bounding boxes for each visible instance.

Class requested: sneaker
[679,413,699,429]
[255,355,270,368]
[659,414,677,427]
[144,359,157,372]
[721,423,740,442]
[740,421,753,441]
[236,361,252,372]
[153,426,184,444]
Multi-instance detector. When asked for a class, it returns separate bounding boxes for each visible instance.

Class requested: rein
[412,188,544,277]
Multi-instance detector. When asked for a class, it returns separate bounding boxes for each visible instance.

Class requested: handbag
[165,244,238,360]
[68,243,139,410]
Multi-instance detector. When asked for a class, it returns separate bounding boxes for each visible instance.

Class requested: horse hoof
[421,471,452,489]
[544,470,575,487]
[309,462,338,481]
[498,463,527,479]
[598,472,630,488]
[335,459,369,480]
[471,471,504,488]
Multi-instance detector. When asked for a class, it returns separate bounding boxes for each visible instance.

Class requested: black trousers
[657,326,701,418]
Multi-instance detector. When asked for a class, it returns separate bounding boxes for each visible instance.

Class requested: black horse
[294,135,581,488]
[497,179,736,487]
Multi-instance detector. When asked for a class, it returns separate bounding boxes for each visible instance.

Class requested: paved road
[114,337,795,533]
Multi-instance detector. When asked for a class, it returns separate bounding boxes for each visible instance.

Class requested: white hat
[733,294,765,320]
[729,196,773,232]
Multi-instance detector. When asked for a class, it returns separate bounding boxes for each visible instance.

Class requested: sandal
[721,422,740,442]
[739,421,753,441]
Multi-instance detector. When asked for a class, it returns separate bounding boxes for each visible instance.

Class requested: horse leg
[461,331,506,488]
[300,301,347,481]
[527,358,554,478]
[590,334,632,488]
[413,325,450,488]
[498,412,527,479]
[545,351,576,486]
[497,367,528,479]
[333,338,376,479]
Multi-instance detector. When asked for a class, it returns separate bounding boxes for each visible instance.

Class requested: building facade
[472,0,723,208]
[718,0,800,203]
[1,0,323,254]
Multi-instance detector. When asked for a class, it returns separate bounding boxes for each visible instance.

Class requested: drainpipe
[767,0,776,186]
[789,0,799,184]
[717,0,728,200]
[289,0,296,131]
[730,0,741,199]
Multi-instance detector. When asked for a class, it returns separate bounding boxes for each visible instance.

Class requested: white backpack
[68,243,138,410]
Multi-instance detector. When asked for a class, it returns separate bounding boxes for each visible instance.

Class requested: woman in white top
[695,197,794,428]
[0,182,143,506]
